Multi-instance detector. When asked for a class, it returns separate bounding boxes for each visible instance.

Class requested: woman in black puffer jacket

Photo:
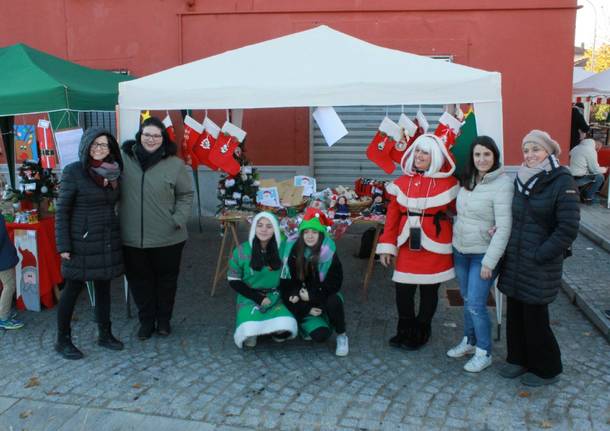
[54,127,124,360]
[498,130,580,387]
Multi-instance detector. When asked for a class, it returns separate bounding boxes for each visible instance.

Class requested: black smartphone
[409,227,422,251]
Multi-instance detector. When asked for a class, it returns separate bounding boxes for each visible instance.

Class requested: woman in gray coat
[55,127,124,360]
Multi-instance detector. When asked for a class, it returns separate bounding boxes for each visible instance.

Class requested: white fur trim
[399,134,456,177]
[202,117,221,139]
[162,115,173,129]
[376,243,398,256]
[398,113,418,137]
[184,115,204,133]
[438,111,462,133]
[392,267,455,284]
[234,316,298,348]
[379,117,401,141]
[395,217,451,253]
[227,276,241,281]
[249,211,281,251]
[416,110,429,132]
[222,121,247,142]
[387,182,459,210]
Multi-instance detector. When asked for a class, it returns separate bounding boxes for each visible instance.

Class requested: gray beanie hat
[522,129,561,156]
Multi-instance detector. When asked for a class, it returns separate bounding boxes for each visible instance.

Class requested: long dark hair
[292,230,323,282]
[460,135,501,191]
[135,116,177,156]
[250,236,282,271]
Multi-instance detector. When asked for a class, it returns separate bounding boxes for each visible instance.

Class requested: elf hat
[18,247,37,269]
[249,211,281,250]
[298,207,333,234]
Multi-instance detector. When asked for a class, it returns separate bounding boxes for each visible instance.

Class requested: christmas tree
[216,140,259,214]
[12,160,59,204]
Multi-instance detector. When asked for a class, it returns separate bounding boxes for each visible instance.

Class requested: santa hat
[249,211,282,250]
[18,247,37,269]
[299,208,333,234]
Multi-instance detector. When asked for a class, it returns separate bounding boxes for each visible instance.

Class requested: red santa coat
[376,169,459,285]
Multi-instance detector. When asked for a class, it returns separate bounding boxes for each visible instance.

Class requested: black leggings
[395,283,440,323]
[57,279,111,334]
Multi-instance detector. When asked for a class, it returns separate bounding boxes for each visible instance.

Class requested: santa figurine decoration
[366,117,401,174]
[209,121,247,177]
[192,117,221,170]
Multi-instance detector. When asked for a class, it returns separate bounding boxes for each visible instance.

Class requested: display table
[7,218,62,309]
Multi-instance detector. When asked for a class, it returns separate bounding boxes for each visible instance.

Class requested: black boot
[389,318,408,347]
[138,321,155,340]
[156,320,171,336]
[400,319,421,350]
[412,321,432,349]
[98,323,124,351]
[55,331,84,360]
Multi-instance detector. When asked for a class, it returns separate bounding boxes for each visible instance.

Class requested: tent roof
[119,25,501,110]
[573,67,595,84]
[573,67,610,97]
[0,43,134,116]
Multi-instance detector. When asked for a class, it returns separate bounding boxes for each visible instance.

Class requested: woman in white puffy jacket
[448,136,514,373]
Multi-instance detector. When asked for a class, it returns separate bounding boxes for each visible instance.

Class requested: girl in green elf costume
[280,208,349,356]
[228,211,298,348]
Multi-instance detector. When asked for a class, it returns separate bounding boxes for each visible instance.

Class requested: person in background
[121,117,193,340]
[0,217,24,330]
[569,138,608,204]
[448,136,513,372]
[498,130,579,387]
[55,128,124,359]
[570,102,589,150]
[377,134,459,351]
[228,211,298,348]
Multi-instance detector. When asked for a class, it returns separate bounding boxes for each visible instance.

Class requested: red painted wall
[0,0,578,166]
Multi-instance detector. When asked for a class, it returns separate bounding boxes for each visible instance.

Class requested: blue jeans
[574,174,604,200]
[453,249,498,354]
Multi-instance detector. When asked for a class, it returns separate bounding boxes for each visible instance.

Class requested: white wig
[400,134,447,175]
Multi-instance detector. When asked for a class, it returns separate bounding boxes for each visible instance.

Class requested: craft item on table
[354,178,387,198]
[14,230,40,311]
[162,114,176,143]
[55,128,84,168]
[256,187,281,208]
[279,215,301,241]
[312,106,348,147]
[14,125,38,162]
[309,197,327,210]
[12,161,59,208]
[181,115,204,167]
[36,120,57,169]
[366,117,401,174]
[209,121,247,176]
[192,117,221,170]
[434,111,462,148]
[391,114,419,164]
[294,175,316,196]
[332,185,358,201]
[334,196,351,220]
[369,193,387,216]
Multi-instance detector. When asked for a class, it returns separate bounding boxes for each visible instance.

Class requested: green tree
[583,44,610,121]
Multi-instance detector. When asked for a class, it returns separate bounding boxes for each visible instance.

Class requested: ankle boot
[98,322,124,350]
[414,321,432,348]
[389,318,408,347]
[55,331,84,360]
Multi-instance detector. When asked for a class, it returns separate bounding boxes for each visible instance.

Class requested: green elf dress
[228,212,298,348]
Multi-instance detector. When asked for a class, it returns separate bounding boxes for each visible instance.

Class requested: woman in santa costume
[377,133,459,350]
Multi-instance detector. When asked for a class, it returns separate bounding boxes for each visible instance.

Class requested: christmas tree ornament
[209,121,247,176]
[162,114,176,143]
[181,115,204,167]
[36,120,57,169]
[192,117,221,170]
[366,117,401,174]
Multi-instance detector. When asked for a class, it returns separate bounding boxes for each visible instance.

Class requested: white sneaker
[243,336,257,348]
[463,347,492,373]
[447,337,476,358]
[335,334,349,357]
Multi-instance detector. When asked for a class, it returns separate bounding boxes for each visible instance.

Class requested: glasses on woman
[142,133,163,140]
[91,142,110,150]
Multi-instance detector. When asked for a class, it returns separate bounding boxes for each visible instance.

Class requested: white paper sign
[55,128,84,168]
[256,187,281,207]
[294,175,316,197]
[312,107,348,147]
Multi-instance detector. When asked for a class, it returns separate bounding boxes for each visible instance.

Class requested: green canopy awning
[0,43,134,116]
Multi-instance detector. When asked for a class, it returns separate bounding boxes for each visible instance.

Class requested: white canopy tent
[573,67,595,84]
[118,25,503,149]
[573,67,610,99]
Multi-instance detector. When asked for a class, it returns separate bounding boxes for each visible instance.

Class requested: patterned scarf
[281,234,337,282]
[88,158,121,189]
[515,155,560,196]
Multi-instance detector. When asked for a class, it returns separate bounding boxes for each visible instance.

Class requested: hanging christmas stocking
[36,119,57,169]
[181,115,203,167]
[209,121,247,177]
[390,113,418,164]
[192,117,221,170]
[366,117,400,174]
[163,114,176,143]
[434,111,462,150]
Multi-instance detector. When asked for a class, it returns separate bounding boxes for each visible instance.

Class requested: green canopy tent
[0,43,134,185]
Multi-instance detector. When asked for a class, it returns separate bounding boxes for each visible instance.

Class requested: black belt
[405,211,449,237]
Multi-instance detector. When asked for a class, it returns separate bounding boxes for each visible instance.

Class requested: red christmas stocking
[434,111,462,150]
[209,121,247,176]
[181,115,203,168]
[163,115,176,143]
[390,114,418,164]
[366,117,400,174]
[192,117,221,170]
[36,119,57,169]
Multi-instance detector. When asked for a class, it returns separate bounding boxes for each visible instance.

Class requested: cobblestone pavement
[0,219,608,430]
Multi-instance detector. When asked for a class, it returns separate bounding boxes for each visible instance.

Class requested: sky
[575,0,610,50]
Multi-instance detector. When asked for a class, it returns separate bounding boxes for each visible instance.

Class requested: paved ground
[0,218,608,431]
